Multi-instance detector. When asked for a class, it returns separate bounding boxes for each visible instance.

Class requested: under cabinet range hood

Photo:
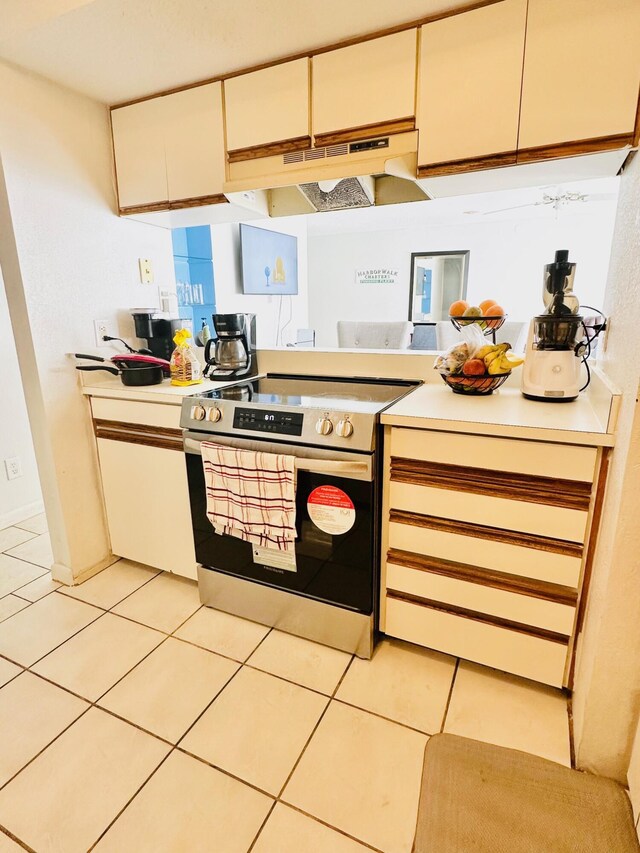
[223,131,429,215]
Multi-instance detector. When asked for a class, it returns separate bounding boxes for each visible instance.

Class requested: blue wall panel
[172,226,216,333]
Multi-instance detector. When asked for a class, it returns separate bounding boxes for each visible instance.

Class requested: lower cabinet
[91,405,197,580]
[380,426,607,688]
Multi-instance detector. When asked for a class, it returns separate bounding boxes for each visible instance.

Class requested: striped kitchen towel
[201,442,296,551]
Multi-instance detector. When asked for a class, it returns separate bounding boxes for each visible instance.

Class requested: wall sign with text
[355,268,399,286]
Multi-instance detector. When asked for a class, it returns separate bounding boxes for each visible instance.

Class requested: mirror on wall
[408,251,469,323]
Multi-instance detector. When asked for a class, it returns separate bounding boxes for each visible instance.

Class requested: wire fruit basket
[449,314,508,339]
[440,372,510,395]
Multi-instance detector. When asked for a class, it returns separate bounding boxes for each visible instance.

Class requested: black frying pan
[75,363,164,386]
[74,352,171,376]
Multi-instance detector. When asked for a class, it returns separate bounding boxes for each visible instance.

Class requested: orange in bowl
[485,304,504,329]
[449,300,469,317]
[479,299,497,315]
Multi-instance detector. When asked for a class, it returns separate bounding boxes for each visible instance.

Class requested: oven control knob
[336,418,354,438]
[206,406,222,423]
[190,405,206,421]
[315,416,334,436]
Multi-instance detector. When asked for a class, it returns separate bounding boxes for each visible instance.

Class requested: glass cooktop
[197,374,418,414]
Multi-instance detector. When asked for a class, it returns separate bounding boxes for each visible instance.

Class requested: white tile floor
[0,514,572,853]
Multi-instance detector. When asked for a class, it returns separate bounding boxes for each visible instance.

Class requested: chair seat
[337,320,413,349]
[413,734,639,853]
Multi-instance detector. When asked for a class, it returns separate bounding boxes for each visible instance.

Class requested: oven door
[184,432,376,614]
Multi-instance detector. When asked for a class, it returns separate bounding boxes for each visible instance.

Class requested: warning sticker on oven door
[253,546,297,573]
[307,486,355,536]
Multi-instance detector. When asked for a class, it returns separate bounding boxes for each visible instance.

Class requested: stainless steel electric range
[180,373,418,657]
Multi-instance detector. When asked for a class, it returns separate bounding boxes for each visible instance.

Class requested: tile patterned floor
[0,517,572,853]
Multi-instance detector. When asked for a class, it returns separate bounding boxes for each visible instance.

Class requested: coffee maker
[131,310,192,361]
[204,313,258,380]
[521,250,586,402]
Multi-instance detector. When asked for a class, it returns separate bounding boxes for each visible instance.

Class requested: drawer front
[389,481,588,542]
[389,428,597,482]
[388,518,583,587]
[386,562,576,635]
[91,398,182,430]
[384,596,568,687]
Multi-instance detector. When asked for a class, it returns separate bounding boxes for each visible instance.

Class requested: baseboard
[0,499,44,531]
[52,554,120,587]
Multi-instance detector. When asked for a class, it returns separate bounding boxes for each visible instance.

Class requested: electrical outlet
[94,319,110,347]
[139,258,154,284]
[4,457,22,481]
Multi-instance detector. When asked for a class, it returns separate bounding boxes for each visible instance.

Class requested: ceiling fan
[469,187,617,216]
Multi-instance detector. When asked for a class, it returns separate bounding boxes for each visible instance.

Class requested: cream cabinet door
[519,0,640,151]
[224,58,310,154]
[111,97,168,208]
[417,0,527,170]
[312,30,417,142]
[97,438,197,579]
[164,82,226,201]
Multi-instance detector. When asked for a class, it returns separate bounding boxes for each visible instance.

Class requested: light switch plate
[139,258,154,284]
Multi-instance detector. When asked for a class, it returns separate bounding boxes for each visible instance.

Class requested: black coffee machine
[204,313,258,380]
[131,310,192,361]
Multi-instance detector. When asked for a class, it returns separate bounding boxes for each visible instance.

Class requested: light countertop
[381,377,617,447]
[79,375,230,405]
[80,360,618,447]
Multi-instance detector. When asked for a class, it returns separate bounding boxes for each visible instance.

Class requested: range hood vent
[225,130,427,213]
[298,176,375,211]
[283,144,349,164]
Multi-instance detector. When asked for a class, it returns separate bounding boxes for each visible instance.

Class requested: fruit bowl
[449,314,508,335]
[440,372,510,395]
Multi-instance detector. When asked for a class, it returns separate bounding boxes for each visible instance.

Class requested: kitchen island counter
[381,371,618,447]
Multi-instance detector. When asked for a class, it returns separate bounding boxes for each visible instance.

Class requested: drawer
[384,595,568,687]
[389,428,597,482]
[388,517,583,587]
[91,397,182,430]
[386,561,576,635]
[389,481,588,543]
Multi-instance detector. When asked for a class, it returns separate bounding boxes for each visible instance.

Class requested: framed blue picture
[240,224,298,295]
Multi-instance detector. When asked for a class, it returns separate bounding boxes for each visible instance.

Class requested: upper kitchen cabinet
[111,96,168,209]
[417,0,527,176]
[111,82,226,213]
[311,30,417,146]
[223,59,311,161]
[518,0,640,157]
[163,83,226,202]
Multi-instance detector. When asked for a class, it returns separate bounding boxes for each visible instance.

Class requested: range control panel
[233,407,304,436]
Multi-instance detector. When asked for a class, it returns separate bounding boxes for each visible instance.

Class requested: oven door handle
[183,434,373,481]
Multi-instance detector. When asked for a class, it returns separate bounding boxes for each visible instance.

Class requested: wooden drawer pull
[227,135,312,163]
[313,116,415,148]
[390,456,592,511]
[387,547,578,606]
[94,419,183,451]
[386,588,570,645]
[389,509,583,559]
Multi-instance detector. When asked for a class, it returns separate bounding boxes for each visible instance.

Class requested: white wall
[0,268,42,528]
[307,202,617,347]
[0,60,176,582]
[572,152,640,782]
[209,216,309,348]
